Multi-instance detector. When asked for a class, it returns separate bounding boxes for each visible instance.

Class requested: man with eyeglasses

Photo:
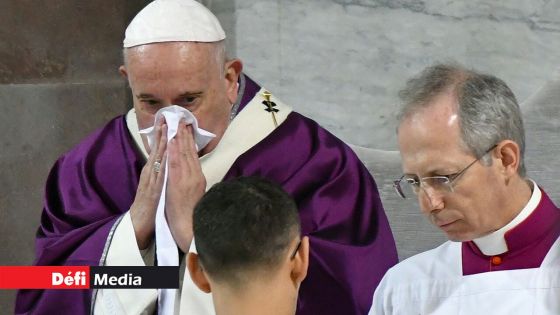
[187,177,309,315]
[369,63,560,314]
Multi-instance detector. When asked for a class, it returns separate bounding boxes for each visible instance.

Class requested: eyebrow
[178,91,203,98]
[404,167,459,178]
[136,93,157,99]
[136,91,204,99]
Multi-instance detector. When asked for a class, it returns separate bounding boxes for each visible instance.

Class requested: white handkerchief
[138,105,216,152]
[137,106,214,315]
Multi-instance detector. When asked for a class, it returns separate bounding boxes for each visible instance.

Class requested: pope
[15,1,398,314]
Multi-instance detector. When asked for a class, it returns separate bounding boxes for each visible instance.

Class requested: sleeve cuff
[106,211,154,266]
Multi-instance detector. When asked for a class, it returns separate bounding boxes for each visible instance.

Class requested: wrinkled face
[122,42,238,155]
[397,93,508,242]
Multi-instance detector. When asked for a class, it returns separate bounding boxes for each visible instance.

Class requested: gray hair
[397,63,526,177]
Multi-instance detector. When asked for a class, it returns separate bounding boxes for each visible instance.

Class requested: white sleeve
[368,270,392,315]
[105,211,155,266]
[92,211,158,315]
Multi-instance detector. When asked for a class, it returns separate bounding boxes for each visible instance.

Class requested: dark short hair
[397,63,526,176]
[193,176,300,286]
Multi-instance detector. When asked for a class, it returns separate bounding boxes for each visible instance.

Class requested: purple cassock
[15,74,398,315]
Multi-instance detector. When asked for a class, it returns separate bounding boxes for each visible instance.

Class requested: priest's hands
[130,118,167,250]
[166,123,206,253]
[129,119,205,253]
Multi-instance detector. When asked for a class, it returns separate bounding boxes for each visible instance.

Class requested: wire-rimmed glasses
[393,145,497,199]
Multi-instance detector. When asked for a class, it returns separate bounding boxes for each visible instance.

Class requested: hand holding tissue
[136,105,213,313]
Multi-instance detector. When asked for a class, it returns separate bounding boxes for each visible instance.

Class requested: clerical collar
[472,180,541,256]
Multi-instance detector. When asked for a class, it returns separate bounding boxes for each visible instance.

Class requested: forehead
[125,42,217,83]
[397,93,470,173]
[126,41,215,64]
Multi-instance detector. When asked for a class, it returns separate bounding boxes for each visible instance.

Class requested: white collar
[472,180,541,256]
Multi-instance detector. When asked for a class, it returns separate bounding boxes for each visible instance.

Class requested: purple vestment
[462,187,560,275]
[15,75,397,315]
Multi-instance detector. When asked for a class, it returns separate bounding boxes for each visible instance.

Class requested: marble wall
[230,0,560,150]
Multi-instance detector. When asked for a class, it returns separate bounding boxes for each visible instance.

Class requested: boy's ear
[187,253,212,293]
[290,236,309,286]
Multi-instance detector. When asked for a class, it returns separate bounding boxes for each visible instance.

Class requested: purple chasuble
[15,74,397,315]
[15,115,144,314]
[462,187,560,275]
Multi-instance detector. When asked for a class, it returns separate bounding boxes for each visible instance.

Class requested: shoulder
[229,91,375,186]
[383,241,461,284]
[60,116,129,163]
[263,111,368,177]
[276,111,357,159]
[43,115,142,212]
[371,242,463,314]
[52,115,142,180]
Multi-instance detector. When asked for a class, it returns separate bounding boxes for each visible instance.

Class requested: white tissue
[138,105,216,152]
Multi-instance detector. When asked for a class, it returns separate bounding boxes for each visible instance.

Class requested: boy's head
[187,176,308,312]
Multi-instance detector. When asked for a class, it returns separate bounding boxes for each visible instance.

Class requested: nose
[418,186,444,214]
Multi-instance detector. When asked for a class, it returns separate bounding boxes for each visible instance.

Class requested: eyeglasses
[393,145,497,199]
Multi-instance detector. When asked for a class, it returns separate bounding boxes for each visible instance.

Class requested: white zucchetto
[123,0,226,48]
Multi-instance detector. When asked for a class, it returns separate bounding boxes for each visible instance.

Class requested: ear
[494,140,521,179]
[290,236,309,287]
[187,253,212,293]
[224,58,243,105]
[118,65,128,79]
